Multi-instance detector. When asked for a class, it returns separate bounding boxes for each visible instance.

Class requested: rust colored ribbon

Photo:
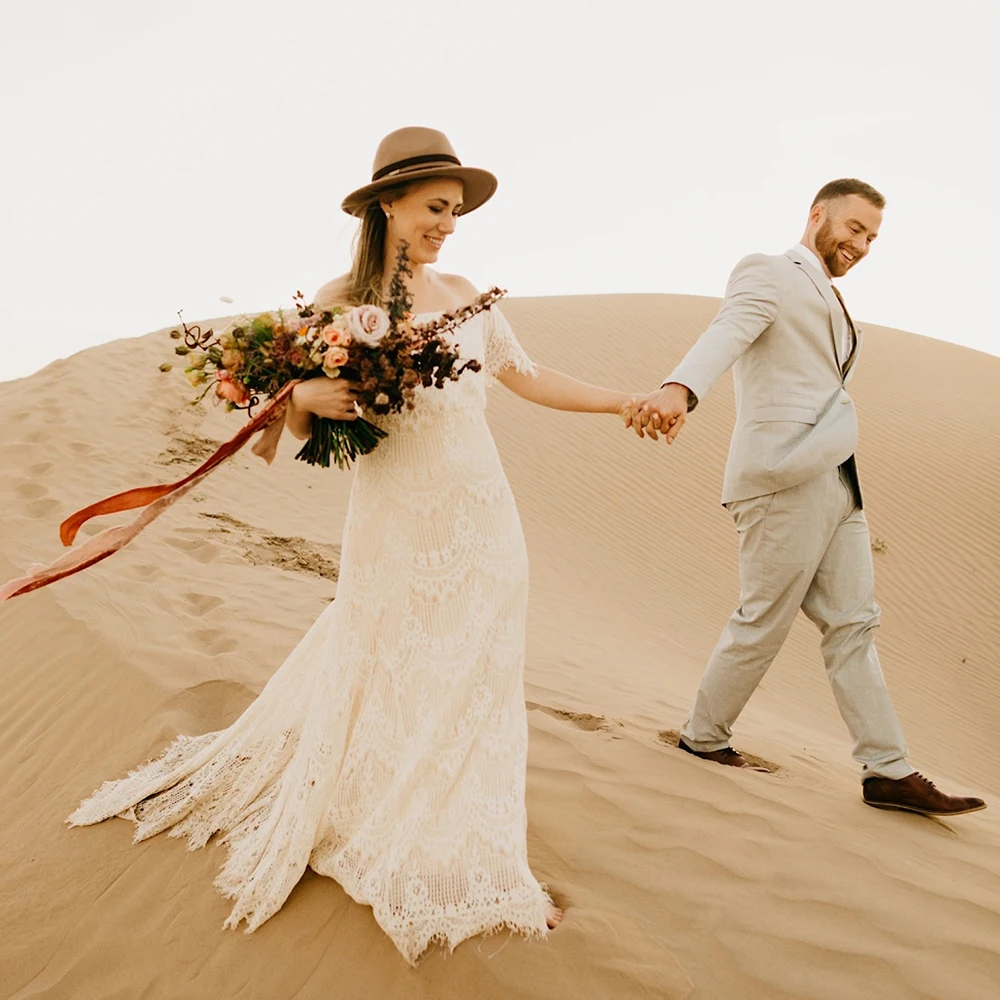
[0,381,299,602]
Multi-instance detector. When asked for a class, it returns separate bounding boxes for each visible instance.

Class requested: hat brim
[341,165,497,218]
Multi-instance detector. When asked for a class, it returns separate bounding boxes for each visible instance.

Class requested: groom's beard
[815,219,856,278]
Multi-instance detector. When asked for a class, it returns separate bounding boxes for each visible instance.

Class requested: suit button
[840,398,850,405]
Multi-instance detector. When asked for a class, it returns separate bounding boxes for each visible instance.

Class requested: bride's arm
[497,366,635,417]
[440,273,639,421]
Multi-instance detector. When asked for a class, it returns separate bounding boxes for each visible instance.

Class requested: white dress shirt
[794,243,852,364]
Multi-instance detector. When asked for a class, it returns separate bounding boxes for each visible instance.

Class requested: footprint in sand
[6,480,60,517]
[198,512,341,582]
[129,563,164,580]
[526,702,626,736]
[36,396,62,415]
[181,592,224,615]
[164,532,223,564]
[161,678,256,729]
[656,729,781,773]
[26,498,60,518]
[157,432,223,467]
[12,482,48,500]
[192,627,239,655]
[4,480,61,518]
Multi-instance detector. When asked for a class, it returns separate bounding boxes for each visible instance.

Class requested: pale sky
[2,0,997,384]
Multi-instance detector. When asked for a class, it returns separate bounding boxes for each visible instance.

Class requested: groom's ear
[809,202,827,227]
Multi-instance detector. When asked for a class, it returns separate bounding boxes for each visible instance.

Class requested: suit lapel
[784,248,847,370]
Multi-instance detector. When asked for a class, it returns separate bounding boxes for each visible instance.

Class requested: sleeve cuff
[660,379,700,412]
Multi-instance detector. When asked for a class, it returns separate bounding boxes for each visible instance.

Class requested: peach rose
[323,346,350,371]
[322,322,352,347]
[214,371,250,404]
[344,304,389,347]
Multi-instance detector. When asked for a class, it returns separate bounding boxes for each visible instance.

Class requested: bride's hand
[617,395,642,428]
[291,377,360,421]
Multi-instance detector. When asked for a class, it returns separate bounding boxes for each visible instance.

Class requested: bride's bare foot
[545,902,564,929]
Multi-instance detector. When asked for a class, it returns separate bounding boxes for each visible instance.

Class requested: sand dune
[1,294,998,1000]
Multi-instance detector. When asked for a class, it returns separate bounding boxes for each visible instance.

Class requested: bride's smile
[381,177,463,266]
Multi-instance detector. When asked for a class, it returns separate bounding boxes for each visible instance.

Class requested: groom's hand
[631,383,692,444]
[622,393,676,441]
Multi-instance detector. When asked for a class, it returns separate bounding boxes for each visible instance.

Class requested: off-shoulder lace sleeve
[483,306,538,382]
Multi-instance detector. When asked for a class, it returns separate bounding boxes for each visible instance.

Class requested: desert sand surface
[1,293,998,1000]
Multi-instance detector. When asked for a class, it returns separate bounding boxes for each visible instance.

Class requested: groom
[633,179,985,817]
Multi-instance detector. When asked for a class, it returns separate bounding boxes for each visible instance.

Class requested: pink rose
[344,304,390,347]
[323,346,350,371]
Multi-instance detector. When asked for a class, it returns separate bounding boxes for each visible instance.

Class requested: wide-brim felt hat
[341,127,497,217]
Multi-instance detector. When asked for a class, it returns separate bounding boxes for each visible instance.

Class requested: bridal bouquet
[167,242,503,469]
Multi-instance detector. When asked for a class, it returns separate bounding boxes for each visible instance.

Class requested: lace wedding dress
[66,307,552,965]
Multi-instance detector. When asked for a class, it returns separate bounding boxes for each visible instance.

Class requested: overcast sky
[2,0,997,383]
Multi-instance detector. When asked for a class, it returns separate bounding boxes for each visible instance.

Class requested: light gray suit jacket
[665,248,864,506]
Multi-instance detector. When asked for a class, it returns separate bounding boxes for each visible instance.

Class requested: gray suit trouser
[680,468,914,781]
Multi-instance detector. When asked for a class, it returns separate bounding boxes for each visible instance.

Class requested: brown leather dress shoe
[678,738,763,770]
[863,772,987,817]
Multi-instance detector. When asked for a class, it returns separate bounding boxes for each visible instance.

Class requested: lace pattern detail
[66,309,550,965]
[483,306,538,383]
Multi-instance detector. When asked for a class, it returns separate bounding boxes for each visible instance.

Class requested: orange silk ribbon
[0,381,299,602]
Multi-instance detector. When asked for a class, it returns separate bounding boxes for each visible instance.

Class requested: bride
[67,127,642,965]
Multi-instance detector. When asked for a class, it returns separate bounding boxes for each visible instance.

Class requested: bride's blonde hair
[344,182,411,307]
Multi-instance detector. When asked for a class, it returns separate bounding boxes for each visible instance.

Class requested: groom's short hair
[812,178,886,210]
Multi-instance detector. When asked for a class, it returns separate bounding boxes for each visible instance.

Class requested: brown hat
[341,127,498,218]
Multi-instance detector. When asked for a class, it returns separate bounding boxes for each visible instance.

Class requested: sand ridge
[1,294,998,999]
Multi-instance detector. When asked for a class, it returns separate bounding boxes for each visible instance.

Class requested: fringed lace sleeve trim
[484,307,538,383]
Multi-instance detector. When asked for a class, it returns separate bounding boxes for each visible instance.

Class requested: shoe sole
[678,741,772,772]
[864,800,988,817]
[685,758,771,773]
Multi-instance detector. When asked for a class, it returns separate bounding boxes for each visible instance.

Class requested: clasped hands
[619,382,692,444]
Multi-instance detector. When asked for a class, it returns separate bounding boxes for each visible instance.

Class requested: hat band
[372,153,461,182]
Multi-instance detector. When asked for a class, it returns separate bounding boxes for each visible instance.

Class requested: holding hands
[620,383,692,444]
